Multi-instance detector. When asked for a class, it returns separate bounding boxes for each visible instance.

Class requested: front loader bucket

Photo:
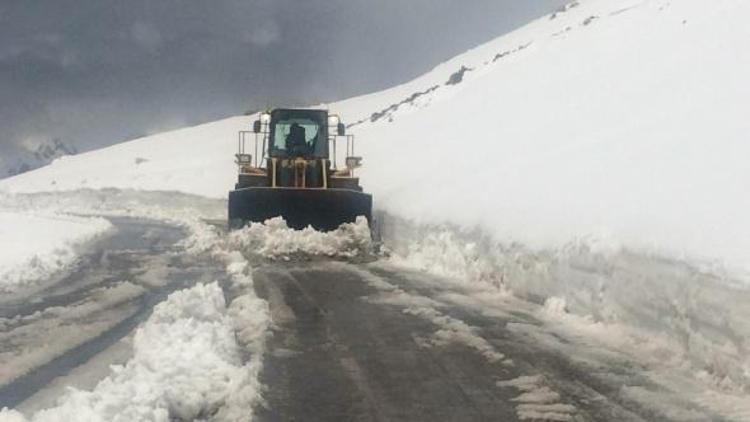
[228,187,372,232]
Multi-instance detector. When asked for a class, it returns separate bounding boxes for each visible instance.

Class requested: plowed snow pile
[227,216,373,259]
[0,282,263,422]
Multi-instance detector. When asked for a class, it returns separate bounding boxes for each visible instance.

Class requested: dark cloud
[0,0,564,163]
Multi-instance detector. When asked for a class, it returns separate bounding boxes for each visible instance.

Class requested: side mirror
[253,120,261,133]
[337,123,346,136]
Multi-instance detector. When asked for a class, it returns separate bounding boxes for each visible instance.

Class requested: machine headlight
[260,112,271,123]
[328,115,340,126]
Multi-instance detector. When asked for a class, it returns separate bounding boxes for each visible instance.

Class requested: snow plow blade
[228,187,372,231]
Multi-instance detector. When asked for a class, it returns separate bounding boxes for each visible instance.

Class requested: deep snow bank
[0,211,112,292]
[381,215,750,408]
[331,0,750,278]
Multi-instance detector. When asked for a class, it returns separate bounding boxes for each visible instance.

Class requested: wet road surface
[252,262,724,422]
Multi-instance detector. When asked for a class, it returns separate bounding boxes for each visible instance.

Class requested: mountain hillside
[2,0,749,276]
[3,139,78,178]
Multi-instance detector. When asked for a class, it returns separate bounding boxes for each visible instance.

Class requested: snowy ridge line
[332,0,597,128]
[548,1,580,20]
[379,213,750,399]
[342,34,534,129]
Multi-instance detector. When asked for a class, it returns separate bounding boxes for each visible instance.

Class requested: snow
[388,221,750,397]
[0,193,277,420]
[497,375,576,421]
[0,189,227,262]
[1,282,264,422]
[512,287,750,419]
[0,0,749,417]
[0,211,113,292]
[0,206,282,420]
[226,216,373,259]
[337,0,750,278]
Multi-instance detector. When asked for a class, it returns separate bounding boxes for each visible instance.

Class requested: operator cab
[269,109,328,158]
[240,108,354,191]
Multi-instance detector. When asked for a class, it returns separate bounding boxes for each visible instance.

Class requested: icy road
[252,262,729,422]
[0,216,738,421]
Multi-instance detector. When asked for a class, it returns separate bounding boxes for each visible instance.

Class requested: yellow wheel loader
[228,108,372,231]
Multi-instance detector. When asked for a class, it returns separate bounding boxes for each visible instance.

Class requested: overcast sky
[0,0,564,161]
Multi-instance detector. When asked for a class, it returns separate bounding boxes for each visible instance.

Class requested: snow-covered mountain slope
[334,0,750,276]
[2,0,749,276]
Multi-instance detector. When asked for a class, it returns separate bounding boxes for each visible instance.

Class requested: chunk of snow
[227,216,372,259]
[497,374,576,421]
[541,297,568,317]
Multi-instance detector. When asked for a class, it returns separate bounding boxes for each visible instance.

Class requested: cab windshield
[272,118,321,157]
